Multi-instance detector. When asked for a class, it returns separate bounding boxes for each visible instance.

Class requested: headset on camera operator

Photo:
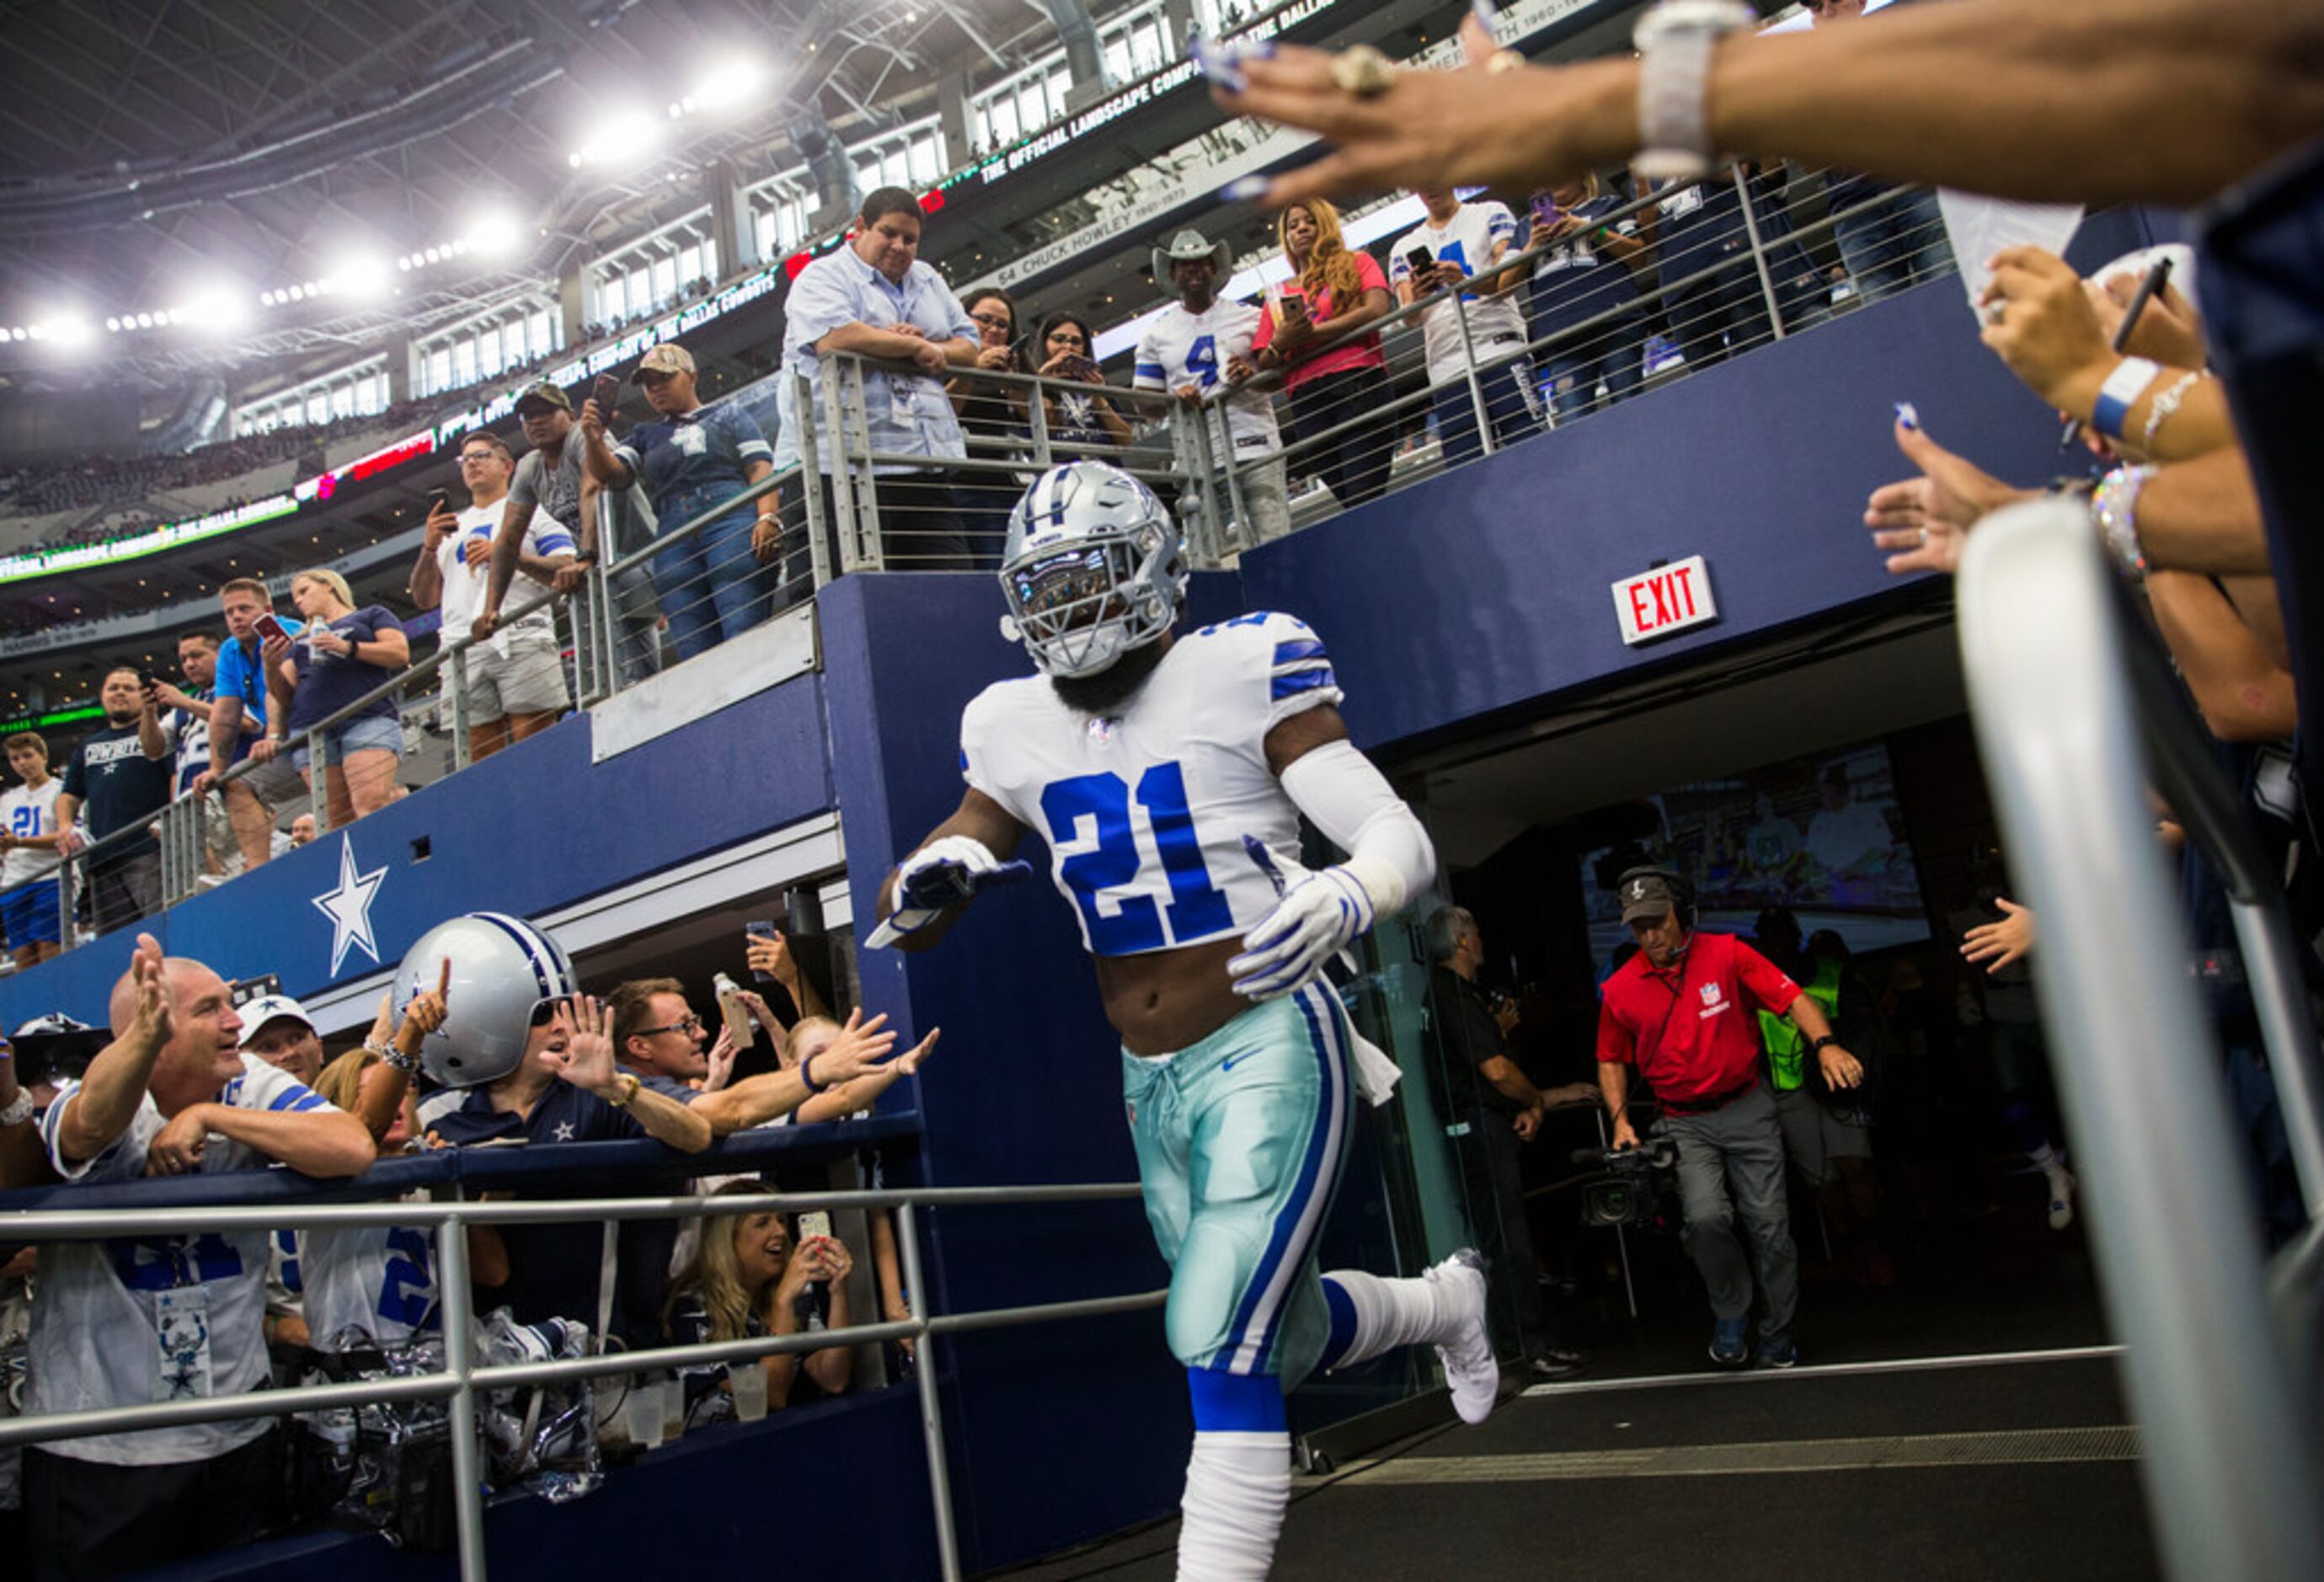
[1594,868,1862,1368]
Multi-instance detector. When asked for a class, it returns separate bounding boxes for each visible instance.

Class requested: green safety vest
[1759,955,1843,1091]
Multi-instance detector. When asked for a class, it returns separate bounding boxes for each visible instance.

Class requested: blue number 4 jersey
[961,612,1343,957]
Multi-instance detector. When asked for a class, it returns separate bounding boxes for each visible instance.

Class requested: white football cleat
[1426,1249,1499,1425]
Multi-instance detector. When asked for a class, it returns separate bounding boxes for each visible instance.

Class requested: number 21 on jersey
[1041,762,1232,954]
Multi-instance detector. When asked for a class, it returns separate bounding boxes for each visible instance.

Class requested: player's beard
[1050,633,1167,714]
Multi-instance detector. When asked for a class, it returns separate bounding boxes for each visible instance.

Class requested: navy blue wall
[0,674,834,1029]
[1238,276,2092,750]
[160,1386,937,1582]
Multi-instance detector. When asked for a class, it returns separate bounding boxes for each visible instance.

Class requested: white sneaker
[2047,1168,2076,1231]
[1426,1249,1499,1425]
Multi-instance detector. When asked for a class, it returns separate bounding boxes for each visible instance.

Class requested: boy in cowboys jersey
[874,460,1496,1579]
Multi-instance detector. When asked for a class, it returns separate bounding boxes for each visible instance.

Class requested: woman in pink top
[1253,197,1397,508]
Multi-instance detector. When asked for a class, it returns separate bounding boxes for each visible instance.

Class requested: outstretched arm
[873,787,1030,952]
[1221,3,2324,211]
[51,935,172,1166]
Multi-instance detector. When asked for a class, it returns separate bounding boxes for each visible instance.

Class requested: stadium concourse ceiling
[0,0,1062,387]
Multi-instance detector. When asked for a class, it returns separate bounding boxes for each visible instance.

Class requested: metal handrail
[1955,499,2324,1582]
[52,457,804,946]
[1,1173,1157,1582]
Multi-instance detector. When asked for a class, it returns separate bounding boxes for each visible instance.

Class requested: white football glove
[1227,864,1376,1000]
[868,836,1031,949]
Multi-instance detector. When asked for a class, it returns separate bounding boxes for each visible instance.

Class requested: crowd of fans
[0,918,930,1574]
[0,431,323,521]
[2,0,2321,1570]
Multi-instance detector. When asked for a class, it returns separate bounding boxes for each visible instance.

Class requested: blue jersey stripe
[1270,667,1337,701]
[1272,638,1328,667]
[268,1083,324,1112]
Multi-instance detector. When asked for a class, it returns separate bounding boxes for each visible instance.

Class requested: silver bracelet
[2091,464,2157,580]
[2140,370,2204,451]
[365,1040,420,1073]
[0,1089,35,1128]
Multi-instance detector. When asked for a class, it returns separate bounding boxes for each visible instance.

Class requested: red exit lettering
[1631,564,1696,631]
[1613,556,1716,644]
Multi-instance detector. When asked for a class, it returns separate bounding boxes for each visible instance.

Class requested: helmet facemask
[1000,462,1184,680]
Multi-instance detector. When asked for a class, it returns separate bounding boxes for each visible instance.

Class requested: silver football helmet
[999,461,1185,678]
[393,911,580,1088]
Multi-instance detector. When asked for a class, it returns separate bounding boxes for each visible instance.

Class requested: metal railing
[1199,168,1953,528]
[1954,499,2324,1582]
[38,167,1955,949]
[0,1130,1158,1582]
[47,457,811,949]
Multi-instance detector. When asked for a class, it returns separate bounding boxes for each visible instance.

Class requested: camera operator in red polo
[1595,868,1863,1369]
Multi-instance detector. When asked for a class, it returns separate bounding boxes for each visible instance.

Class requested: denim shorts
[292,711,404,770]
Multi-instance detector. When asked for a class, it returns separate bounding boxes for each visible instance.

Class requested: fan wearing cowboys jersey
[874,460,1498,1581]
[25,935,375,1579]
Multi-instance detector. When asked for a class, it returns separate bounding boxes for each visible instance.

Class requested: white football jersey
[1389,201,1528,387]
[1134,300,1282,459]
[297,1221,440,1347]
[962,612,1342,958]
[32,1054,336,1465]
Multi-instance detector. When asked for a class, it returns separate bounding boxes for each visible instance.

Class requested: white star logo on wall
[312,833,387,976]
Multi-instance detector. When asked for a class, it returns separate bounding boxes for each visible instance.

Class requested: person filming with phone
[1595,868,1862,1371]
[410,430,573,764]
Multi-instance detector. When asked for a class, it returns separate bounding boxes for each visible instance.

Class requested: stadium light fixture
[464,211,523,259]
[692,58,765,112]
[44,317,93,348]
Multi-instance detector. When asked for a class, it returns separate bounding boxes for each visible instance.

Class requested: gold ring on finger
[1487,50,1524,73]
[1331,44,1397,98]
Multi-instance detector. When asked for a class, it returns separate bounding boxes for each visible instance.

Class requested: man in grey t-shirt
[478,382,665,686]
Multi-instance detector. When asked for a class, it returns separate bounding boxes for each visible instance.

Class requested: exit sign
[1612,556,1718,645]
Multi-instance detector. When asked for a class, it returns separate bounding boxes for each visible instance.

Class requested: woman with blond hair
[1250,195,1397,509]
[664,1180,854,1423]
[269,567,408,829]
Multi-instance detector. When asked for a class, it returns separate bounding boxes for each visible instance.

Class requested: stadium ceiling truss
[0,0,1064,386]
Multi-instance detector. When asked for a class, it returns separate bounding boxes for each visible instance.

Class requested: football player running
[874,460,1497,1580]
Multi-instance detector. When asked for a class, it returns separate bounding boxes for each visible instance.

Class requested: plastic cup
[659,1376,686,1441]
[728,1361,769,1423]
[624,1378,665,1448]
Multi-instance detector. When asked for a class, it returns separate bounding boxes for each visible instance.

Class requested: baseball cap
[515,382,572,416]
[1617,871,1684,927]
[632,343,696,382]
[238,993,317,1040]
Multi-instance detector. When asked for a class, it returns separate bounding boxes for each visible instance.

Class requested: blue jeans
[1836,187,1952,303]
[651,483,770,660]
[1538,321,1646,424]
[1431,358,1541,468]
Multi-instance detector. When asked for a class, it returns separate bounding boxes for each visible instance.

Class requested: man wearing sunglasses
[606,975,935,1134]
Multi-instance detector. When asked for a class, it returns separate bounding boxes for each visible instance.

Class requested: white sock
[2030,1142,2070,1180]
[1320,1269,1452,1370]
[1176,1430,1291,1581]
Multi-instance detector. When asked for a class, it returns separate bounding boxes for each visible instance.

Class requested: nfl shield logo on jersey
[1700,983,1721,1008]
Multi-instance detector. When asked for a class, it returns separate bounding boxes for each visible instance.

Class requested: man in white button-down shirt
[777,187,981,587]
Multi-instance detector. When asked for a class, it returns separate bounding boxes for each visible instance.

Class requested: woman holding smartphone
[664,1180,854,1423]
[271,568,409,830]
[946,288,1029,560]
[1030,311,1135,460]
[1251,197,1397,509]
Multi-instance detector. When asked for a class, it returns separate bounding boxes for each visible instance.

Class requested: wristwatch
[1808,1034,1840,1053]
[1632,0,1756,182]
[606,1072,642,1109]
